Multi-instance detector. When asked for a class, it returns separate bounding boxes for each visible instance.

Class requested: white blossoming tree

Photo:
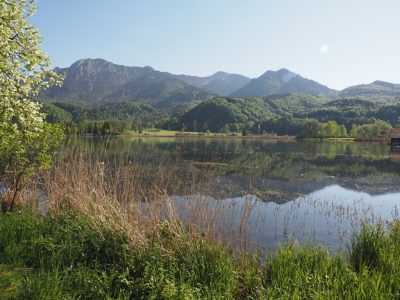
[0,0,63,211]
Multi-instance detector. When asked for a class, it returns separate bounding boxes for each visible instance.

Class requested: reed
[40,139,228,249]
[2,138,400,298]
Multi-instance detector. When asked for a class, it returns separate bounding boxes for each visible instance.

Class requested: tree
[372,120,391,138]
[350,124,359,137]
[101,121,112,135]
[353,120,391,139]
[299,119,321,138]
[0,0,63,211]
[193,118,197,132]
[220,124,230,133]
[337,124,347,138]
[321,121,338,138]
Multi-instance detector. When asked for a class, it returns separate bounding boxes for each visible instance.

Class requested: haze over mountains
[173,72,251,96]
[43,58,400,107]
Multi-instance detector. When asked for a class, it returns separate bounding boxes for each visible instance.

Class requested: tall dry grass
[34,138,256,253]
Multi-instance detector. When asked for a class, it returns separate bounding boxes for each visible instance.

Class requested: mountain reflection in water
[66,137,400,251]
[174,185,400,253]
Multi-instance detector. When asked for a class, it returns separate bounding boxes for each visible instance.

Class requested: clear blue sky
[31,0,400,90]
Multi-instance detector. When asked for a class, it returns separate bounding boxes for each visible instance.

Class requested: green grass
[1,212,400,299]
[126,129,242,137]
[127,129,203,136]
[326,137,356,141]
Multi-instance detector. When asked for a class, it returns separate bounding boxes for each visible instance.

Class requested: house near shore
[390,128,400,148]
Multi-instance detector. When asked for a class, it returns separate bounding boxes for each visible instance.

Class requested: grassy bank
[1,148,400,299]
[1,211,400,299]
[125,129,295,140]
[298,137,391,143]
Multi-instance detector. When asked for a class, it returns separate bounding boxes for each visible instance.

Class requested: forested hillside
[340,81,400,103]
[41,58,400,137]
[162,95,400,136]
[231,69,337,98]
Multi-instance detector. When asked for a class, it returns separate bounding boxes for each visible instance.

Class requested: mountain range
[42,58,400,107]
[45,59,213,107]
[340,80,400,103]
[230,68,337,98]
[173,71,251,96]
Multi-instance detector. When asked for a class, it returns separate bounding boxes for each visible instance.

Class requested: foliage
[163,95,398,137]
[302,99,378,128]
[43,93,400,137]
[78,120,132,135]
[88,101,164,122]
[0,121,63,211]
[298,119,322,138]
[262,93,330,116]
[299,120,348,138]
[45,102,89,123]
[43,101,165,134]
[374,104,400,126]
[0,0,61,100]
[340,80,400,104]
[257,117,305,136]
[0,0,64,211]
[0,212,240,299]
[299,119,390,139]
[2,212,400,298]
[41,103,73,124]
[165,97,273,132]
[351,120,392,139]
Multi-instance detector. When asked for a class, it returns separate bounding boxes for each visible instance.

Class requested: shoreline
[123,133,297,140]
[118,133,391,143]
[300,137,390,143]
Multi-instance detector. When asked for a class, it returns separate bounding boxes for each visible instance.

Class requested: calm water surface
[71,137,400,252]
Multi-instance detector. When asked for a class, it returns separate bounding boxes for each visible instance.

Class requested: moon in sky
[320,44,330,54]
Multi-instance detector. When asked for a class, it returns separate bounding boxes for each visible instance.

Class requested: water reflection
[65,137,400,251]
[65,137,400,198]
[175,185,400,253]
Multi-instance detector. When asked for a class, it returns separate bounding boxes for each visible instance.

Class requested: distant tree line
[41,95,400,138]
[298,119,391,139]
[41,102,163,135]
[75,120,132,135]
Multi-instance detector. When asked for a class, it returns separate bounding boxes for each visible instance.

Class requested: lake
[68,137,400,253]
